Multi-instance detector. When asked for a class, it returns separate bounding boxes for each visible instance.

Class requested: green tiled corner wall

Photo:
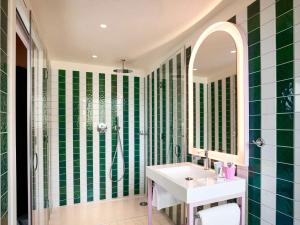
[0,0,7,224]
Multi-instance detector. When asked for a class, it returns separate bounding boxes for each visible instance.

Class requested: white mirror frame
[188,22,249,166]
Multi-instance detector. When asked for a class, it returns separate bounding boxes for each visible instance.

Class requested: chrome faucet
[203,151,209,170]
[192,151,209,170]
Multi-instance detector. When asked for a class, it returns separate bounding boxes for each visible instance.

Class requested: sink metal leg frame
[185,193,245,225]
[148,178,153,225]
[238,193,245,225]
[187,204,194,225]
[147,178,245,225]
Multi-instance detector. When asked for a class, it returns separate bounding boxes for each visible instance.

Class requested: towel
[195,203,240,225]
[152,184,182,210]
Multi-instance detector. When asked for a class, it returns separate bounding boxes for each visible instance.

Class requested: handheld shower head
[114,116,120,131]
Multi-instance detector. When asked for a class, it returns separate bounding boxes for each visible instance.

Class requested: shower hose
[109,117,125,182]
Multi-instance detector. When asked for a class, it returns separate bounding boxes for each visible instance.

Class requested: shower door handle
[33,152,39,172]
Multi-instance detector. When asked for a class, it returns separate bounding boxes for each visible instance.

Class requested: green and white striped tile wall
[207,75,237,154]
[51,68,145,206]
[0,0,8,224]
[237,0,300,224]
[192,80,207,151]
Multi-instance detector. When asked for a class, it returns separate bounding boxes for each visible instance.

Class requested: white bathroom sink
[146,162,245,204]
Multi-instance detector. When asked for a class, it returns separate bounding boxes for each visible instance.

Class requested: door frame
[15,9,33,225]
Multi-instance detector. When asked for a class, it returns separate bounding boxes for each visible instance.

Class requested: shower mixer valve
[97,123,107,133]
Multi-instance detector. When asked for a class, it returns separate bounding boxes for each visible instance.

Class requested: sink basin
[156,164,214,181]
[146,162,245,204]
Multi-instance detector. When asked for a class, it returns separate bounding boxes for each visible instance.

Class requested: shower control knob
[97,123,107,133]
[252,138,265,147]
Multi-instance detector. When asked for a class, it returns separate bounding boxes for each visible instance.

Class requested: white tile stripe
[37,53,44,209]
[215,80,219,151]
[93,72,100,201]
[66,70,74,205]
[222,78,227,152]
[140,77,145,194]
[154,71,157,165]
[105,74,112,199]
[117,75,123,197]
[173,58,178,162]
[51,69,59,207]
[79,71,87,203]
[259,1,277,225]
[166,64,170,164]
[204,83,208,150]
[207,83,211,150]
[159,69,163,165]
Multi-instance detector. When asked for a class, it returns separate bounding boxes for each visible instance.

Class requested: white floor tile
[49,196,174,225]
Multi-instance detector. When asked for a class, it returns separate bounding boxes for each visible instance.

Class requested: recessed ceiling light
[100,24,107,29]
[92,55,98,59]
[193,68,198,71]
[231,50,236,53]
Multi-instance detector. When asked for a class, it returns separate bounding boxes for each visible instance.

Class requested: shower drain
[139,201,148,206]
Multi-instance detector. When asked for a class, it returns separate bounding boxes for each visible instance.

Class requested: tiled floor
[49,196,174,225]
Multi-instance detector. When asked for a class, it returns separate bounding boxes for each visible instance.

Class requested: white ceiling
[193,31,237,78]
[30,0,224,70]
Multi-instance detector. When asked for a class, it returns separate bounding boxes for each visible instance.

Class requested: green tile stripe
[199,83,204,149]
[226,77,231,153]
[151,72,155,165]
[111,75,118,198]
[186,46,192,162]
[123,76,129,196]
[0,0,8,219]
[156,69,161,164]
[73,71,81,203]
[86,72,93,202]
[193,83,196,148]
[43,68,49,208]
[58,69,67,206]
[176,53,182,161]
[218,80,222,151]
[168,59,173,163]
[134,77,140,194]
[99,73,106,200]
[147,76,150,166]
[275,0,294,222]
[211,82,215,150]
[162,65,167,164]
[247,1,261,224]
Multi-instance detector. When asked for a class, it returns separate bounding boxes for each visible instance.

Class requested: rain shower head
[113,59,133,74]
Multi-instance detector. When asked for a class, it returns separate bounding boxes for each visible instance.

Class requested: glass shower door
[29,13,51,225]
